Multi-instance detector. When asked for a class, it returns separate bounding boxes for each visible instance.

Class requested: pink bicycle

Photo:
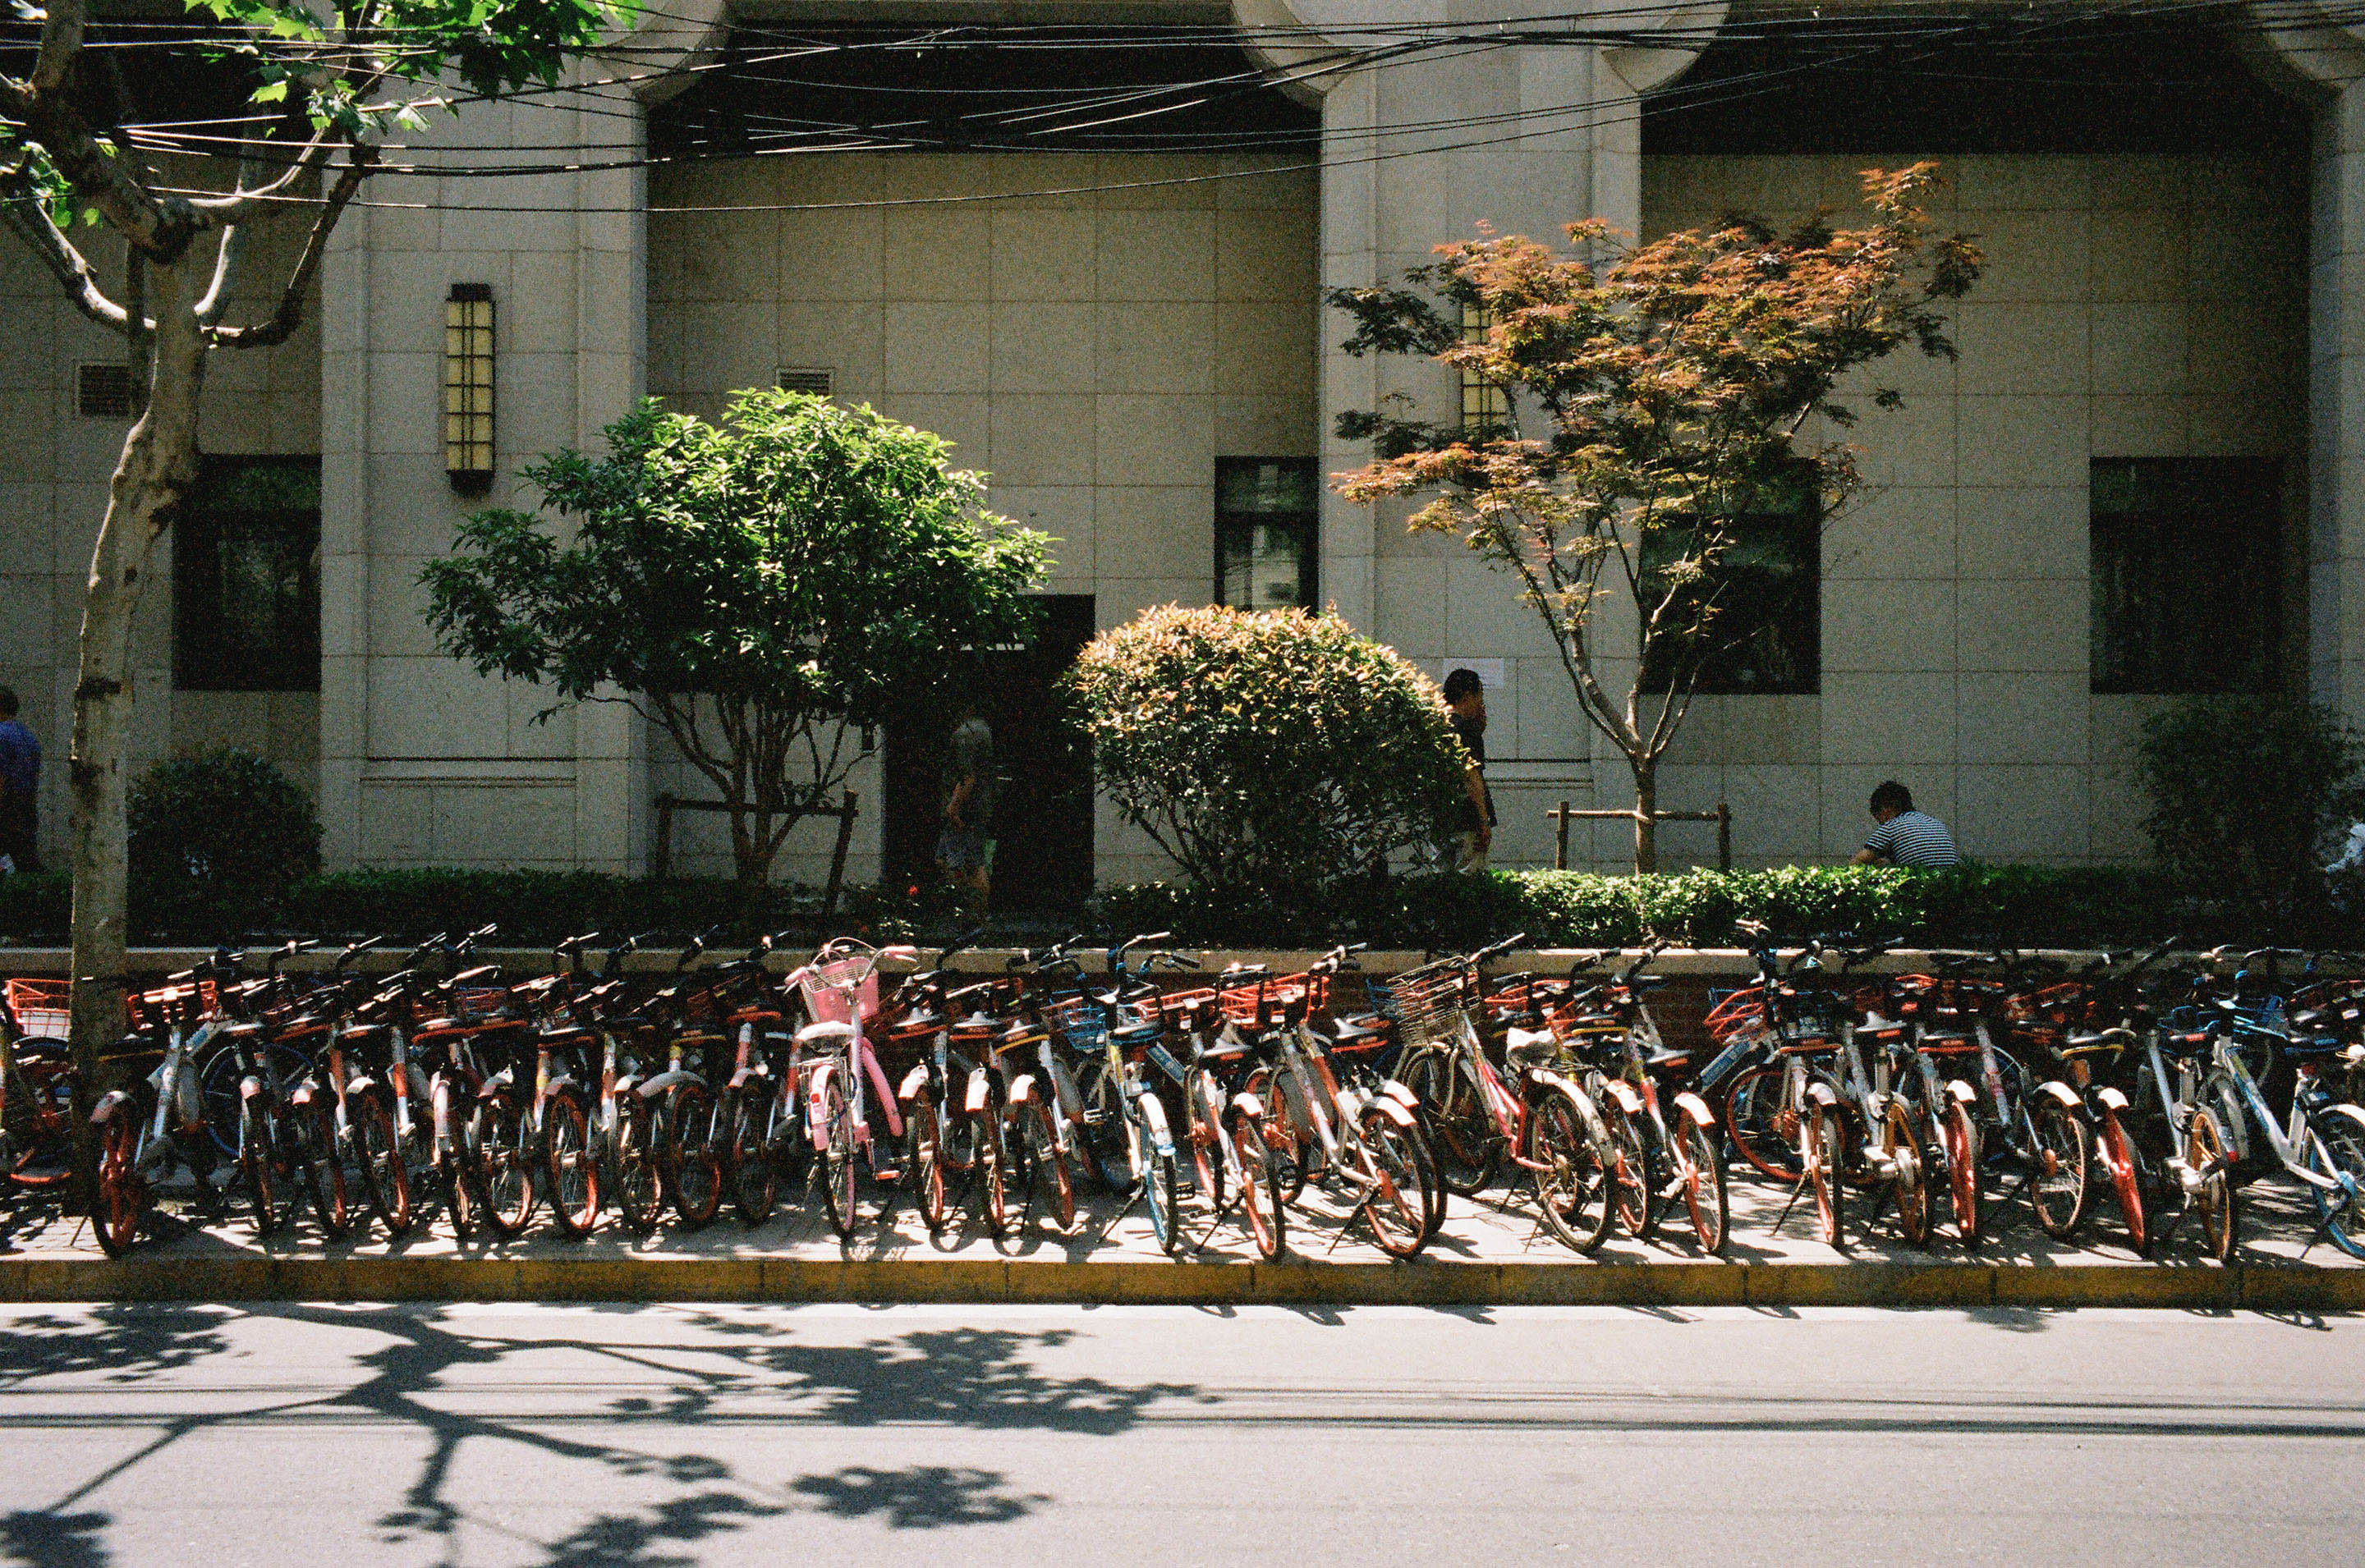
[788,938,919,1240]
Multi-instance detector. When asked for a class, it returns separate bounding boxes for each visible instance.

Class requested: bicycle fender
[726,1065,763,1093]
[1009,1073,1039,1109]
[1231,1091,1265,1121]
[90,1088,136,1126]
[1600,1079,1646,1116]
[477,1067,514,1101]
[346,1072,380,1100]
[2036,1080,2083,1111]
[1945,1079,1980,1107]
[898,1063,933,1103]
[543,1071,580,1097]
[1805,1080,1840,1110]
[289,1083,320,1109]
[637,1068,703,1097]
[240,1075,266,1103]
[1137,1093,1176,1158]
[1674,1090,1716,1130]
[2096,1086,2131,1112]
[1364,1095,1416,1130]
[1379,1078,1420,1113]
[964,1068,993,1116]
[613,1072,644,1098]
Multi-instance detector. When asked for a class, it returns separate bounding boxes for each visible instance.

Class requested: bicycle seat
[1111,1019,1164,1046]
[1777,1035,1838,1056]
[2161,1029,2214,1057]
[1504,1026,1559,1066]
[1328,1013,1393,1051]
[1856,1024,1909,1047]
[2060,1032,2128,1057]
[797,1020,856,1047]
[1916,1031,1980,1055]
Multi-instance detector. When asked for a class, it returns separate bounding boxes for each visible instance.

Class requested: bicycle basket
[1219,972,1329,1030]
[799,956,879,1026]
[4,978,71,1039]
[1369,960,1465,1046]
[126,979,218,1034]
[1043,996,1111,1052]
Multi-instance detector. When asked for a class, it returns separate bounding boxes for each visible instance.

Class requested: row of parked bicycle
[3,924,2363,1263]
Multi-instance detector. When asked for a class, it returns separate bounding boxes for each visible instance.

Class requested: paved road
[2,1303,2359,1566]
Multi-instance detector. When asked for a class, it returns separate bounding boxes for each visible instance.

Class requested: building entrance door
[881,595,1096,912]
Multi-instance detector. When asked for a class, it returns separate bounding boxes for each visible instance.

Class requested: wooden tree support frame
[652,790,861,915]
[1547,801,1732,872]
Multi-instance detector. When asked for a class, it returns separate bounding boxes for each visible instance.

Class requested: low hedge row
[0,861,2285,951]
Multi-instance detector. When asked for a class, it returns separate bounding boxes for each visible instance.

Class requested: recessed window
[444,284,495,495]
[77,363,131,419]
[1642,468,1821,696]
[1460,302,1509,437]
[778,368,833,396]
[2091,457,2284,695]
[172,456,320,693]
[1216,458,1318,612]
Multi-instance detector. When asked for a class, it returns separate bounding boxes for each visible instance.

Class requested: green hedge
[0,861,2275,951]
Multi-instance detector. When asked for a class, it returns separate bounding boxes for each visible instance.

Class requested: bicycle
[88,967,227,1256]
[474,933,606,1239]
[2,977,76,1195]
[788,938,919,1241]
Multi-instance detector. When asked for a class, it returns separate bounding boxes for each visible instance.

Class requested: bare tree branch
[211,157,369,348]
[0,173,131,332]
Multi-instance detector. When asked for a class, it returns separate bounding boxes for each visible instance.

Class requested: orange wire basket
[1218,972,1328,1029]
[126,979,219,1034]
[4,978,71,1039]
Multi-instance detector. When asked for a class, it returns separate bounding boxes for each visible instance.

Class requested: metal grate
[778,367,833,396]
[76,362,132,418]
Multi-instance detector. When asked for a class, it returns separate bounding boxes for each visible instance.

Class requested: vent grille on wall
[77,363,132,418]
[778,368,833,396]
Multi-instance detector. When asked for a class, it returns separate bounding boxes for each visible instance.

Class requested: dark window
[172,456,321,692]
[1215,457,1319,612]
[2090,458,2283,695]
[76,363,131,419]
[778,367,833,396]
[1641,474,1821,696]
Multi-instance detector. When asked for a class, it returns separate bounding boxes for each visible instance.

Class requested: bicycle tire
[979,1081,1016,1240]
[1077,1061,1136,1193]
[1599,1097,1653,1240]
[1356,1103,1432,1259]
[355,1088,416,1238]
[815,1073,859,1240]
[1942,1095,1982,1244]
[907,1087,950,1235]
[1137,1097,1184,1257]
[2188,1103,2239,1263]
[1678,1106,1729,1255]
[727,1091,778,1227]
[613,1093,664,1236]
[329,1097,374,1240]
[1227,1104,1286,1260]
[6,1044,76,1189]
[1028,1097,1076,1232]
[1402,1048,1503,1195]
[1185,1071,1224,1213]
[1881,1098,1929,1249]
[1808,1099,1845,1249]
[665,1082,723,1230]
[471,1090,534,1238]
[92,1108,145,1258]
[1527,1085,1611,1255]
[239,1099,296,1238]
[1243,1064,1310,1204]
[2096,1105,2148,1257]
[2304,1103,2365,1260]
[544,1088,601,1238]
[1724,1061,1803,1181]
[301,1098,358,1240]
[2026,1095,2088,1241]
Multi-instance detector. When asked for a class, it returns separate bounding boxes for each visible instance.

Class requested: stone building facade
[2,0,2357,889]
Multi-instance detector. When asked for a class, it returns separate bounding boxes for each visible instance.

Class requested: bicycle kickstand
[1770,1172,1810,1236]
[1094,1185,1143,1245]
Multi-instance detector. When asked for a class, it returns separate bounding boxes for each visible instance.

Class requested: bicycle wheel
[1184,1071,1224,1213]
[2187,1104,2239,1263]
[1243,1064,1310,1204]
[1402,1048,1503,1195]
[728,1092,778,1227]
[665,1082,723,1230]
[2026,1096,2088,1241]
[355,1089,416,1239]
[979,1081,1016,1240]
[907,1086,950,1236]
[1527,1086,1612,1255]
[815,1073,860,1241]
[1227,1104,1286,1260]
[1077,1061,1136,1193]
[612,1093,664,1236]
[1942,1095,1982,1244]
[330,1098,374,1240]
[544,1088,601,1238]
[1678,1106,1729,1255]
[1026,1097,1076,1232]
[6,1045,76,1188]
[301,1098,359,1240]
[2303,1105,2365,1260]
[471,1090,534,1239]
[1357,1105,1434,1259]
[91,1108,146,1258]
[239,1099,296,1238]
[1137,1098,1184,1258]
[1881,1098,1929,1249]
[1724,1062,1802,1181]
[1807,1099,1845,1249]
[1599,1098,1654,1240]
[2096,1106,2148,1257]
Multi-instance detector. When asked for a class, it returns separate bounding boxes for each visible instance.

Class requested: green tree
[1067,604,1468,899]
[1330,166,1982,871]
[2,0,623,1199]
[424,391,1051,885]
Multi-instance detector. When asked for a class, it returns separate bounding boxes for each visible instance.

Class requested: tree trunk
[65,261,205,1211]
[1631,759,1657,875]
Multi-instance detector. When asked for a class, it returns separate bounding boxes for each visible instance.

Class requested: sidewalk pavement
[3,1162,2357,1310]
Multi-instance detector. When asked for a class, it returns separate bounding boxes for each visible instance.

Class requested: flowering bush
[1066,604,1468,897]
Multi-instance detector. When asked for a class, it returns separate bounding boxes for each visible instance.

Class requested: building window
[778,367,833,396]
[1641,470,1821,696]
[444,283,495,495]
[76,363,132,419]
[1215,457,1319,611]
[2091,457,2283,695]
[1460,302,1509,437]
[172,456,321,693]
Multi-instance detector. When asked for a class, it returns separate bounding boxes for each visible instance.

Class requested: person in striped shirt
[1852,780,1959,869]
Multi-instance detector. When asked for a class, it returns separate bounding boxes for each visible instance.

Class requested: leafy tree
[1330,165,1982,871]
[1067,604,1468,899]
[2,0,623,1194]
[423,391,1051,885]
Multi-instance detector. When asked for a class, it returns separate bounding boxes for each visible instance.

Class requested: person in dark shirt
[0,687,39,875]
[937,701,996,910]
[1443,668,1495,871]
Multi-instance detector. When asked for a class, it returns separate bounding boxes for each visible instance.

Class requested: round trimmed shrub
[130,749,322,922]
[1067,604,1468,897]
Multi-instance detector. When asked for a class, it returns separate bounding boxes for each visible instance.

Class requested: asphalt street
[2,1302,2359,1566]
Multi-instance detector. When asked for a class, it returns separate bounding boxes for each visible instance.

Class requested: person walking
[0,687,39,875]
[1444,668,1495,872]
[937,700,996,910]
[1852,780,1958,869]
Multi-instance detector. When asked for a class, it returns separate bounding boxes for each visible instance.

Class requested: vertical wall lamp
[444,283,495,496]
